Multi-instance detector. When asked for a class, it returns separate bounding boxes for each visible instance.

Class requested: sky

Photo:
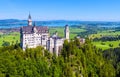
[0,0,120,21]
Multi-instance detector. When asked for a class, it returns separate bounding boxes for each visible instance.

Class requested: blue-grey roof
[50,34,62,39]
[21,26,48,34]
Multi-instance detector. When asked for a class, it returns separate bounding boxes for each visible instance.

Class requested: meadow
[0,32,20,46]
[49,27,85,39]
[92,40,120,50]
[90,30,120,39]
[91,30,120,50]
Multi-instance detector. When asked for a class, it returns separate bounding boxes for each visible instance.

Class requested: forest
[0,38,119,77]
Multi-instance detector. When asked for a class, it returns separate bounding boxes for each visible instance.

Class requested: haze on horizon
[0,0,120,21]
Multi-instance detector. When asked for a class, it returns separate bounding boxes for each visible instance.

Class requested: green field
[92,41,120,50]
[90,30,120,39]
[0,27,85,46]
[49,27,85,39]
[90,30,120,50]
[0,32,20,46]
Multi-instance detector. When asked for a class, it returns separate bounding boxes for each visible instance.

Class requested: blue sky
[0,0,120,21]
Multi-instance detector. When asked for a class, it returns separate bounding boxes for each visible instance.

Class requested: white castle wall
[20,14,70,56]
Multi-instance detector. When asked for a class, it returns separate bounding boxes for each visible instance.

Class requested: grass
[49,27,64,37]
[0,32,20,46]
[49,27,86,39]
[90,30,120,50]
[92,40,120,50]
[90,30,120,39]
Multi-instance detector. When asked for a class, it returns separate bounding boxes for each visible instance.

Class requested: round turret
[64,24,69,40]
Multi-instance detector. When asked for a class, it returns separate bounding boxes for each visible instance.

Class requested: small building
[47,25,70,56]
[77,36,85,44]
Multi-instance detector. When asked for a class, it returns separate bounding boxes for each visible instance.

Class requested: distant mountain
[0,19,21,23]
[0,19,120,29]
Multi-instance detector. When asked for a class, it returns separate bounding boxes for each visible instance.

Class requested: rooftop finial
[33,22,36,26]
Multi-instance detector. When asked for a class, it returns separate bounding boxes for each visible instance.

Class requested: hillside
[0,38,117,77]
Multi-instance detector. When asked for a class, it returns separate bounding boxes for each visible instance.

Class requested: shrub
[101,42,105,45]
[109,44,113,47]
[2,41,10,46]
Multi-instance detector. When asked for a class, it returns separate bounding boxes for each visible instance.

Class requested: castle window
[42,38,45,40]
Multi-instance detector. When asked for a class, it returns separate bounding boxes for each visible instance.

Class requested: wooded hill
[0,38,119,77]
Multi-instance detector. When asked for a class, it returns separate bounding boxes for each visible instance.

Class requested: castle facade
[20,14,69,56]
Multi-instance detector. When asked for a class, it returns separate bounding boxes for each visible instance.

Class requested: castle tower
[28,13,32,26]
[64,25,69,40]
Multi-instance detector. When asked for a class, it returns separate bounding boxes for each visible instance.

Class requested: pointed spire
[28,12,31,19]
[28,12,32,26]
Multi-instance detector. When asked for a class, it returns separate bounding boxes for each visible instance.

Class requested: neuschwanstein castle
[20,14,69,56]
